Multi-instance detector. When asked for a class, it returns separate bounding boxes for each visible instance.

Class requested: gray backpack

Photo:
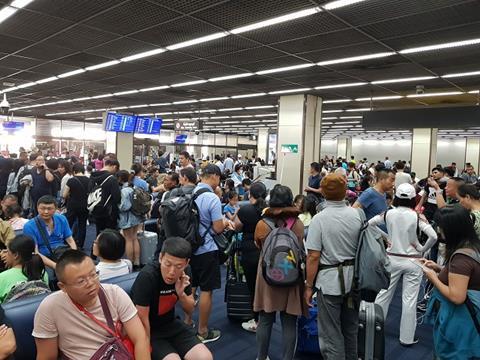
[354,209,391,302]
[261,217,305,287]
[3,280,51,303]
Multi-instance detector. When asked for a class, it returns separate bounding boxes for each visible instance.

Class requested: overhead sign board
[281,144,298,153]
[174,120,199,131]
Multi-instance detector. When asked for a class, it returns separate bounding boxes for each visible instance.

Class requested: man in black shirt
[305,162,323,203]
[418,167,447,222]
[132,237,212,360]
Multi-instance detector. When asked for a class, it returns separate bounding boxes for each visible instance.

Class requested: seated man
[132,237,212,360]
[0,304,16,359]
[33,250,150,360]
[22,195,77,271]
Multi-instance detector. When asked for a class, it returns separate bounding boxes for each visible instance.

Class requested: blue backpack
[426,249,480,360]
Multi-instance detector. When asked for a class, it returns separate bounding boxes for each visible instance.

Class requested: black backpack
[87,175,114,217]
[17,166,33,201]
[130,187,152,216]
[160,188,210,253]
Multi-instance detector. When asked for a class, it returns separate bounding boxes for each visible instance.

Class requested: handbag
[71,287,134,360]
[203,223,231,264]
[34,217,70,262]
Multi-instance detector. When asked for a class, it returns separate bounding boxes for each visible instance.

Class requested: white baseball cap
[395,183,416,200]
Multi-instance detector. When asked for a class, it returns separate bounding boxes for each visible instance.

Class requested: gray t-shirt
[306,201,362,295]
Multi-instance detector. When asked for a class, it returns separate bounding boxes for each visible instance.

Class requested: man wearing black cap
[191,164,228,343]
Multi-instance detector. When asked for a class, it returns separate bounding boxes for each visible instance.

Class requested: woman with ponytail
[233,182,268,333]
[0,235,48,303]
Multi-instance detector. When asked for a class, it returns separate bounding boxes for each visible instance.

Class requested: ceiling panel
[84,1,182,35]
[16,43,75,62]
[45,25,118,51]
[0,34,35,54]
[86,37,159,59]
[147,0,227,15]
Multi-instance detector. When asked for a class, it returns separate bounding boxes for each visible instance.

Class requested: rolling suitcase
[138,230,158,265]
[225,236,254,321]
[358,301,385,360]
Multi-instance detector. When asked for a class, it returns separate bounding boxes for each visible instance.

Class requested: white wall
[352,139,412,163]
[437,139,466,167]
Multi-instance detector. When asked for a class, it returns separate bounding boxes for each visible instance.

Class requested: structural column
[465,137,480,171]
[106,131,134,168]
[257,129,269,162]
[276,94,322,195]
[411,128,438,178]
[336,136,352,160]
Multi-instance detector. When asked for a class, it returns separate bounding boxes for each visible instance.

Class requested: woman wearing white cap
[368,183,438,346]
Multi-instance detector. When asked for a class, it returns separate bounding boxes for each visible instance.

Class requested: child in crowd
[294,194,304,211]
[93,229,132,281]
[5,204,28,231]
[224,191,240,220]
[239,178,252,200]
[222,179,236,204]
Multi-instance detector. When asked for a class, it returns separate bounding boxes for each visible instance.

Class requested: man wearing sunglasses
[33,250,150,360]
[131,237,213,360]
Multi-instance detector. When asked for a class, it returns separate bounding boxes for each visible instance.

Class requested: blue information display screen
[104,112,137,133]
[2,121,24,130]
[135,117,163,135]
[175,134,188,144]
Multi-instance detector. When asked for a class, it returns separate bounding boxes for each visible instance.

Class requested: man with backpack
[191,164,227,343]
[88,159,121,235]
[305,174,363,360]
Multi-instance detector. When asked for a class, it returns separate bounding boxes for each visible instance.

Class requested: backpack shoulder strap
[192,187,211,200]
[262,217,276,230]
[99,175,113,187]
[34,217,54,257]
[285,217,296,230]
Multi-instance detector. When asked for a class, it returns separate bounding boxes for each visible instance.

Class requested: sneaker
[241,319,257,333]
[197,328,221,343]
[400,338,419,347]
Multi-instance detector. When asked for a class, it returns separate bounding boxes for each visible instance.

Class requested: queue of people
[0,150,478,360]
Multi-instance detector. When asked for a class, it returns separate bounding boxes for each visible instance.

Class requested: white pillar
[257,129,269,162]
[465,137,480,171]
[336,137,352,159]
[276,94,322,195]
[116,132,134,168]
[411,128,438,178]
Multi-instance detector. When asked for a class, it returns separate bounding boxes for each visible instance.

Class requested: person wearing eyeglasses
[33,250,150,360]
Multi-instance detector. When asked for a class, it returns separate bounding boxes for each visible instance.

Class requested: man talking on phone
[30,155,56,216]
[131,237,212,360]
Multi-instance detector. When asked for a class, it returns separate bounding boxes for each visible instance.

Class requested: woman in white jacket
[368,183,437,346]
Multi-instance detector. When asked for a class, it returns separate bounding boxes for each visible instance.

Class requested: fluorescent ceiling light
[245,105,275,109]
[323,99,351,104]
[36,76,58,84]
[371,76,437,85]
[269,88,311,94]
[442,70,480,78]
[85,60,120,71]
[322,117,337,120]
[72,97,91,101]
[155,112,172,115]
[355,95,404,101]
[2,86,18,93]
[171,80,208,87]
[209,73,253,82]
[166,32,228,50]
[150,103,171,106]
[0,6,16,24]
[323,0,367,10]
[231,93,266,99]
[218,107,243,112]
[323,110,343,113]
[17,82,36,89]
[336,121,360,124]
[317,52,394,66]
[172,100,198,104]
[256,63,314,75]
[128,104,149,109]
[406,91,464,98]
[255,114,277,117]
[400,38,480,54]
[11,0,34,8]
[55,100,73,104]
[230,7,321,34]
[200,97,229,102]
[210,116,230,119]
[315,82,366,90]
[110,106,128,110]
[120,48,166,62]
[468,90,479,94]
[340,116,363,119]
[231,115,252,118]
[346,108,371,112]
[91,93,113,99]
[113,90,138,96]
[58,69,86,78]
[139,85,169,92]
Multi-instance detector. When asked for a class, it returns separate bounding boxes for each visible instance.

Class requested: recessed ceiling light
[230,7,321,34]
[256,63,315,75]
[400,38,480,54]
[406,91,464,98]
[371,76,437,85]
[171,80,208,87]
[120,48,166,62]
[166,32,228,50]
[317,52,394,66]
[58,69,86,78]
[209,73,254,82]
[315,82,367,90]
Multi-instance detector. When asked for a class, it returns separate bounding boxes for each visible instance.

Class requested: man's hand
[427,177,439,190]
[0,324,9,338]
[175,272,190,297]
[304,287,314,308]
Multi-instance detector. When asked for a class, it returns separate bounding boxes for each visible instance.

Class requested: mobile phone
[409,258,426,270]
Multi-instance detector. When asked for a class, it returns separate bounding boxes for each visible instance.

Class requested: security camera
[0,94,10,114]
[195,130,200,135]
[416,85,425,95]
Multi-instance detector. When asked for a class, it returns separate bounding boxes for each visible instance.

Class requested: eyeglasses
[66,271,100,288]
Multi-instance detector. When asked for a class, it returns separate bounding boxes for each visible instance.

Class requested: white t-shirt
[395,171,412,189]
[96,259,132,281]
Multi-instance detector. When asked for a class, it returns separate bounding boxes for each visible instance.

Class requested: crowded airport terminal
[0,0,480,359]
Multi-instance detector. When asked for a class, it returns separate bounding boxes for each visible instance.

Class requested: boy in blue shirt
[223,191,239,221]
